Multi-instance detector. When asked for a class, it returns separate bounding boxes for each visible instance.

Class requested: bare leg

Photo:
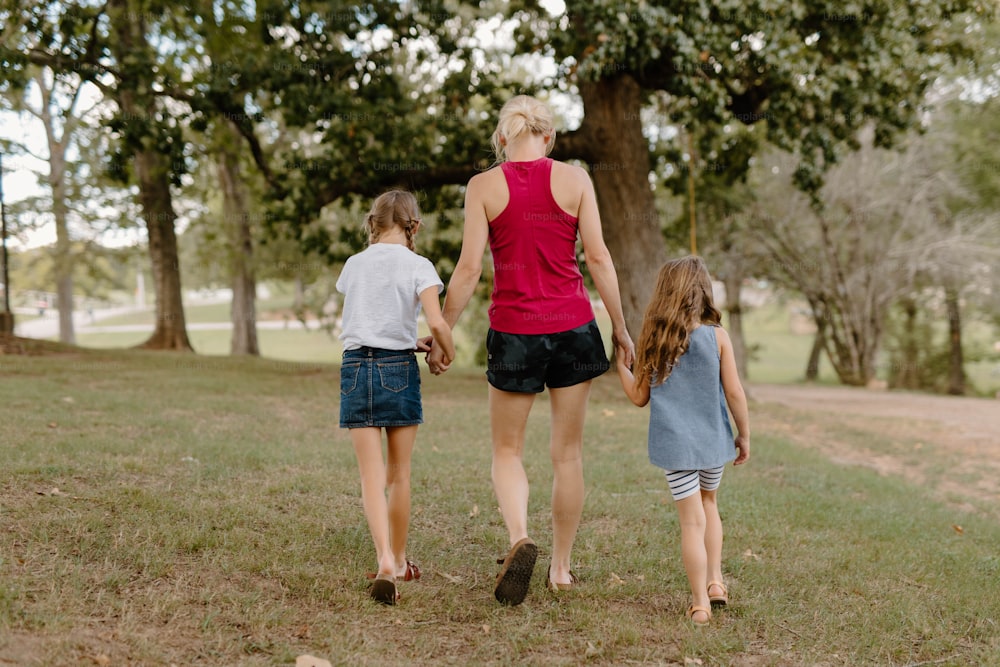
[351,427,395,576]
[702,488,725,593]
[547,381,592,586]
[385,425,417,576]
[675,492,711,622]
[489,386,536,547]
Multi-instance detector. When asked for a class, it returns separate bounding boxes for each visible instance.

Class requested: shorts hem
[486,375,545,393]
[545,365,610,389]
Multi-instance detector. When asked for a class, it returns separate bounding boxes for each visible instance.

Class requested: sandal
[370,574,398,605]
[546,566,580,593]
[707,580,728,607]
[366,559,421,582]
[494,537,537,606]
[686,604,712,626]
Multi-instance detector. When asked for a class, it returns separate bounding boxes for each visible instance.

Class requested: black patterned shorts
[486,319,610,393]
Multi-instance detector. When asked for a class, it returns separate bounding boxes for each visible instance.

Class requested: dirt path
[749,383,1000,516]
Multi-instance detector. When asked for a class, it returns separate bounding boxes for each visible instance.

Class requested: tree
[1,0,195,349]
[496,0,985,333]
[2,67,96,344]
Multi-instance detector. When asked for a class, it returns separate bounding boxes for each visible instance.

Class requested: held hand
[613,328,635,367]
[426,341,451,375]
[733,435,750,465]
[415,336,434,353]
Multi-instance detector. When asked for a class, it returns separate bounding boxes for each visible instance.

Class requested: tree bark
[892,298,920,390]
[50,144,75,345]
[804,317,825,382]
[944,286,965,396]
[721,268,749,381]
[132,149,192,350]
[35,70,77,344]
[109,0,191,351]
[575,75,667,336]
[216,122,259,356]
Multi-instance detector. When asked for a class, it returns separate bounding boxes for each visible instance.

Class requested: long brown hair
[365,190,421,251]
[634,256,722,386]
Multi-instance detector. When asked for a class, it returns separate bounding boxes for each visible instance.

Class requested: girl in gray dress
[615,256,750,626]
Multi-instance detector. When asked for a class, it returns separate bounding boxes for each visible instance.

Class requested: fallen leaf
[92,654,111,666]
[37,488,66,496]
[432,446,440,453]
[469,504,479,517]
[436,571,462,584]
[609,572,625,586]
[62,396,75,404]
[482,624,490,635]
[585,641,600,657]
[952,524,964,535]
[48,422,58,428]
[602,409,615,417]
[743,548,761,561]
[684,658,704,666]
[296,656,332,667]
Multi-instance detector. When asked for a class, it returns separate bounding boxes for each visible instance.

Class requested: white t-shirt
[336,243,444,351]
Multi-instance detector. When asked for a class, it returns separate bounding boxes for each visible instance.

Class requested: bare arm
[420,286,455,365]
[575,167,634,366]
[717,327,750,464]
[426,174,489,374]
[615,344,650,407]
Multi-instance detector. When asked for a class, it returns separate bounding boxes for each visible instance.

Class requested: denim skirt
[339,347,423,428]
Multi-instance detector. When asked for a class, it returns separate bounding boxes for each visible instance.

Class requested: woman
[427,95,635,606]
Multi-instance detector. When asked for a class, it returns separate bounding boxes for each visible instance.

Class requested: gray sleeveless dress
[647,325,735,471]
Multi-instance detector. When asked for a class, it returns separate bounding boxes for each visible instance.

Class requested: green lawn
[0,349,998,665]
[62,295,1000,395]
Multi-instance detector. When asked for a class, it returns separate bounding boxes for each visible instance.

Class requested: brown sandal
[366,559,421,582]
[686,604,712,626]
[707,580,728,607]
[370,574,398,605]
[494,537,537,606]
[546,566,580,592]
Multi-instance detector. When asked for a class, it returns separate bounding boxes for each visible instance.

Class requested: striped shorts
[664,467,725,501]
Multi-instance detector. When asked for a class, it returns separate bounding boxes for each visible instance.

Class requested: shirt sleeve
[336,258,352,295]
[413,256,444,296]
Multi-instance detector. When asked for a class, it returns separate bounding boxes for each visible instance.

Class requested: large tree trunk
[944,286,965,396]
[575,75,667,336]
[216,122,259,356]
[109,0,191,351]
[133,150,192,350]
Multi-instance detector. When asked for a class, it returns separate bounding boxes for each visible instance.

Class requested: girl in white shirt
[337,190,455,604]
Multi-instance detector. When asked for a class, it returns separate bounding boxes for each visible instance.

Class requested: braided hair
[365,190,421,251]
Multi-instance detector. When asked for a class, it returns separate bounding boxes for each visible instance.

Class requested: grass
[1,349,998,665]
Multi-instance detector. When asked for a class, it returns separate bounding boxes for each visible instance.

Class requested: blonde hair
[634,256,722,387]
[490,95,556,163]
[364,190,421,251]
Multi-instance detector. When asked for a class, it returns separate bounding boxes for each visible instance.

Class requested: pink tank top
[487,157,595,334]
